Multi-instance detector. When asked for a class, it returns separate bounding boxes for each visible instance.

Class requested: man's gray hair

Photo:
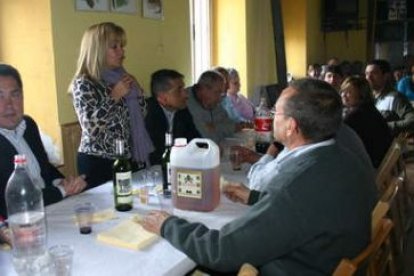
[197,70,224,89]
[286,78,342,142]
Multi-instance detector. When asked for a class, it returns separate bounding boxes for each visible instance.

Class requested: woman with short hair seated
[341,76,392,168]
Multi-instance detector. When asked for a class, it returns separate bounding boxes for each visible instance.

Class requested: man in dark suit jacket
[145,69,201,165]
[0,64,86,220]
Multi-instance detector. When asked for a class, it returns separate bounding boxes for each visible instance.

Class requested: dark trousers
[77,153,114,189]
[77,152,146,189]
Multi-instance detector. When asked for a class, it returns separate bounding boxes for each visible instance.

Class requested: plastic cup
[221,137,243,162]
[157,193,174,214]
[49,244,74,276]
[74,203,94,234]
[138,185,149,205]
[230,147,242,171]
[150,169,163,189]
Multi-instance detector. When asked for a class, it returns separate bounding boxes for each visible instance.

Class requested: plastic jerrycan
[170,138,220,212]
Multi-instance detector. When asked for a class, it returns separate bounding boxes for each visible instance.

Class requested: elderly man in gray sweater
[185,70,236,144]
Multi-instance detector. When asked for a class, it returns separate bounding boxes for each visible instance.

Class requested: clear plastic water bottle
[5,154,50,275]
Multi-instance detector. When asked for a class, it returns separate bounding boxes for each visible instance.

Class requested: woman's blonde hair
[70,22,126,90]
[340,76,374,105]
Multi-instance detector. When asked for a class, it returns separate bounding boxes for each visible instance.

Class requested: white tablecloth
[1,164,249,276]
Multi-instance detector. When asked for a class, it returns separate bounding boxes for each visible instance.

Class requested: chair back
[371,177,400,236]
[376,136,404,193]
[376,133,410,272]
[332,218,394,276]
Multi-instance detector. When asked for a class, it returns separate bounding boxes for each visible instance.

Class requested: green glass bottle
[161,133,172,197]
[113,139,133,211]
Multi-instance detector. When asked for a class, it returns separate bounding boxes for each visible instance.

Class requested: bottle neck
[14,162,27,170]
[165,133,172,147]
[115,139,125,157]
[14,154,27,170]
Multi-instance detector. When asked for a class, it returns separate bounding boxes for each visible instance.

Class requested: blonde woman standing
[70,22,153,188]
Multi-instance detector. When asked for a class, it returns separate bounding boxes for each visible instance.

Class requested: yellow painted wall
[212,0,247,94]
[0,0,192,163]
[245,0,277,93]
[282,0,307,79]
[281,0,368,77]
[0,0,60,149]
[324,31,367,62]
[306,0,325,66]
[50,0,192,125]
[212,0,277,97]
[1,0,370,162]
[323,0,367,63]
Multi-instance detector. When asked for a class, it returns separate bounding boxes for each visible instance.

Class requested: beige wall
[1,0,192,163]
[212,0,277,97]
[1,0,370,165]
[213,0,368,92]
[323,0,368,63]
[282,0,307,78]
[212,0,247,93]
[50,0,192,125]
[306,0,325,66]
[245,0,277,92]
[283,0,368,78]
[0,0,60,150]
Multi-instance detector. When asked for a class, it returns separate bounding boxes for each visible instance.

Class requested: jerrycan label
[176,169,202,199]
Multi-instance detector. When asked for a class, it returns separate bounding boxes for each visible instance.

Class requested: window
[190,0,211,83]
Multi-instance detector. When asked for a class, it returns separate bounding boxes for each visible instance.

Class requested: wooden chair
[332,218,394,276]
[376,135,404,193]
[376,134,411,271]
[371,176,400,236]
[61,121,82,176]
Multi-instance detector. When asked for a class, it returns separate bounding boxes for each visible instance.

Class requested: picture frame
[75,0,109,12]
[111,0,138,14]
[142,0,163,20]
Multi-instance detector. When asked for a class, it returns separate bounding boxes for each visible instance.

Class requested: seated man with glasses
[141,78,377,275]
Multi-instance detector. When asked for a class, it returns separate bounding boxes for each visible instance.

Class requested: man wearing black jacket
[145,69,201,165]
[0,64,86,220]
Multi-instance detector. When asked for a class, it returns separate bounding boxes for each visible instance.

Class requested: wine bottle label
[117,195,132,204]
[115,171,132,197]
[176,169,202,199]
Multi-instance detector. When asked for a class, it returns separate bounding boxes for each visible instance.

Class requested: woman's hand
[110,74,134,101]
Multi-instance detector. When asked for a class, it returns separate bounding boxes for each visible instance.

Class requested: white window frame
[190,0,211,83]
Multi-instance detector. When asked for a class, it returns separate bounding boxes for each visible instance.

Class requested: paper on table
[97,216,158,250]
[73,208,117,224]
[93,209,117,223]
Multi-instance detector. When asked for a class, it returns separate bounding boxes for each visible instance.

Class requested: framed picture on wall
[75,0,109,11]
[142,0,163,20]
[111,0,138,14]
